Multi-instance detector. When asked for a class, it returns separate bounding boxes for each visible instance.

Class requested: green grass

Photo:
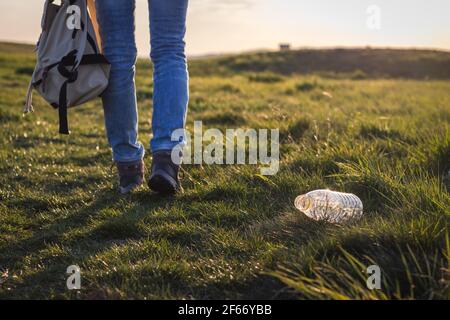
[0,42,449,299]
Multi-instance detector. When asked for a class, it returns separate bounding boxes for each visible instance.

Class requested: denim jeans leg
[96,0,145,163]
[148,0,189,153]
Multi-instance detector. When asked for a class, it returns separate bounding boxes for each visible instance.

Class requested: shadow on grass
[0,187,174,298]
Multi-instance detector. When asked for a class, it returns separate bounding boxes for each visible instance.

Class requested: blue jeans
[96,0,189,162]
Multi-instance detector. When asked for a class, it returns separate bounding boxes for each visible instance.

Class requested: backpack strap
[80,54,109,65]
[87,0,102,53]
[58,81,70,134]
[23,80,35,114]
[56,50,78,134]
[56,51,109,134]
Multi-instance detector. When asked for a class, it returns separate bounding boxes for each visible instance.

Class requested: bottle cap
[294,195,312,212]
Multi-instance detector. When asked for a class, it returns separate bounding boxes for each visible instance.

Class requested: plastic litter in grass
[295,189,363,224]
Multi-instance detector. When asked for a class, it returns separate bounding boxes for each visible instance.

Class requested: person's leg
[148,0,189,153]
[96,0,145,163]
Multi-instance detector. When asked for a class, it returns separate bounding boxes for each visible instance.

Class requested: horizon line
[1,39,450,59]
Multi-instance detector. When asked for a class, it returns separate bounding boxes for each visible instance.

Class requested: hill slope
[190,48,450,79]
[3,41,450,79]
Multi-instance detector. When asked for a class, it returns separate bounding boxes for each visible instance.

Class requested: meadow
[0,42,449,299]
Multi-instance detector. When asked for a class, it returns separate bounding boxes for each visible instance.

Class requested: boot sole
[148,170,181,195]
[118,181,143,195]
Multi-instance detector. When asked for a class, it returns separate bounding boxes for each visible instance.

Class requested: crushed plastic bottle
[294,189,363,224]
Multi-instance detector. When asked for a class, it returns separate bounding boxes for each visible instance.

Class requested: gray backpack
[24,0,110,134]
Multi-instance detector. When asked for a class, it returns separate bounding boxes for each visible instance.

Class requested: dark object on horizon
[279,43,291,51]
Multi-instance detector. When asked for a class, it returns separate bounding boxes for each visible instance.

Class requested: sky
[1,0,449,57]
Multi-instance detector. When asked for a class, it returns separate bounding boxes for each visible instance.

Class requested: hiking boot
[116,159,145,194]
[148,150,182,194]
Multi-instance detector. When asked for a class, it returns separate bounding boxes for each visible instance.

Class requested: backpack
[24,0,110,134]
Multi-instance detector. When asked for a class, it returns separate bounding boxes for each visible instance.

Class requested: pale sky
[1,0,449,56]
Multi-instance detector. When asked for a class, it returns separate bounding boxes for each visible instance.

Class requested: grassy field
[0,42,449,299]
